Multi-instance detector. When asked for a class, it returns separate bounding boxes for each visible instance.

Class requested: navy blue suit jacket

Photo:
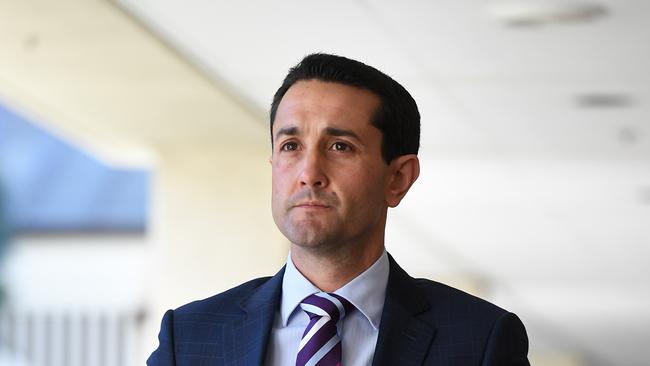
[148,254,529,365]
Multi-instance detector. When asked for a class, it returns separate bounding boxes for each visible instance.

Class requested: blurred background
[0,0,649,365]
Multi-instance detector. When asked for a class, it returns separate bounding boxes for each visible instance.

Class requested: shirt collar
[280,250,389,330]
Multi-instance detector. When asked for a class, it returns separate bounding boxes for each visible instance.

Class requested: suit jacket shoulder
[147,270,284,366]
[174,276,273,315]
[413,276,514,335]
[372,255,529,366]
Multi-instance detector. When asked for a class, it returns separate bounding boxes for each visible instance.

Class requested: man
[148,53,530,366]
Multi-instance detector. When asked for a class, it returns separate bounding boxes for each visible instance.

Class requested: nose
[299,149,328,188]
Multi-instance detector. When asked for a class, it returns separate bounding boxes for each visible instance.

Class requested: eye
[331,141,352,152]
[280,142,298,151]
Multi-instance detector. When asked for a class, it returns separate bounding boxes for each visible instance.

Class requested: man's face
[270,80,390,253]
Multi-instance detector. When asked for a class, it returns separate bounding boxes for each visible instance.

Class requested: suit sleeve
[481,312,530,366]
[147,309,176,366]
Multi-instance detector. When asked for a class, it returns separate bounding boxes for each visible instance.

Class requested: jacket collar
[371,253,437,366]
[226,252,437,366]
[231,266,285,365]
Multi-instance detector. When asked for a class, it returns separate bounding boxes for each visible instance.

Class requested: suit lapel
[372,254,436,366]
[225,266,285,366]
[218,255,436,365]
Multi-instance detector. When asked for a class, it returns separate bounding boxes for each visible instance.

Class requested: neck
[290,241,384,292]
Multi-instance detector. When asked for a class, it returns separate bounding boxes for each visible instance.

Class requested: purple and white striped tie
[295,292,354,366]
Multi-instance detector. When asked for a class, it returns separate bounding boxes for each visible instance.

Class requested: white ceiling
[117,0,650,159]
[0,0,267,167]
[115,1,650,363]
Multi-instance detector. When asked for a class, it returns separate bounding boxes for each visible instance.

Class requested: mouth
[293,201,331,209]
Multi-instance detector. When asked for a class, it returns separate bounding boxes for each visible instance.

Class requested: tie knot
[299,292,354,323]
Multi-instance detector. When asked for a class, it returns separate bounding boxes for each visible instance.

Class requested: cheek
[271,161,291,186]
[340,170,385,205]
[270,171,286,225]
[271,163,294,207]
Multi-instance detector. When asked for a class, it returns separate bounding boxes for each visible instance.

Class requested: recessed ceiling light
[576,93,633,108]
[618,126,638,146]
[488,1,608,27]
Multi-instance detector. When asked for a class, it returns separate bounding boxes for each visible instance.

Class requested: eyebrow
[274,126,362,142]
[325,127,361,141]
[274,126,298,141]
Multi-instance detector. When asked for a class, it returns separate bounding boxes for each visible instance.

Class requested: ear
[385,154,420,208]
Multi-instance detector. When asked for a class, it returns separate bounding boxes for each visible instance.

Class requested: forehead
[273,80,380,133]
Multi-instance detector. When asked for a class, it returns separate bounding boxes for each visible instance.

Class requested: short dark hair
[270,53,420,164]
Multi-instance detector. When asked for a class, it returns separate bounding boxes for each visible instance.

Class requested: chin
[288,232,329,248]
[284,226,339,249]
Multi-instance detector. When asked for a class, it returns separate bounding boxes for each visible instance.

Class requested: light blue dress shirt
[265,250,389,366]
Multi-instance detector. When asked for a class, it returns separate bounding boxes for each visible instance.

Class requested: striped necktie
[296,292,354,366]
